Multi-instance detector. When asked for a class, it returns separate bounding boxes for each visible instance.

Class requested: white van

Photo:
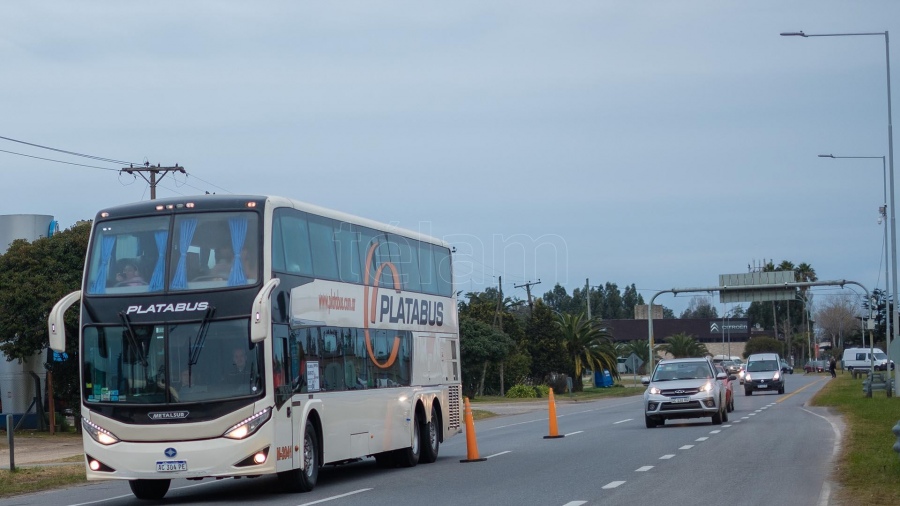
[842,347,895,371]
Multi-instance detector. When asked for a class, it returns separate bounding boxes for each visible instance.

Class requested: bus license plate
[156,461,187,472]
[671,397,689,403]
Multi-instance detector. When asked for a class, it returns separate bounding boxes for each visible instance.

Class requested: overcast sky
[3,1,900,316]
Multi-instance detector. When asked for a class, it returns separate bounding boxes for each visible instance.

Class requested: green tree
[542,283,578,314]
[0,222,90,426]
[459,316,514,398]
[555,312,618,391]
[659,332,708,358]
[525,300,567,381]
[680,296,719,319]
[743,336,785,358]
[621,284,645,319]
[619,339,656,374]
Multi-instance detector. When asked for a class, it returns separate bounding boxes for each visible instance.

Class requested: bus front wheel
[129,479,170,500]
[393,412,421,468]
[278,419,319,493]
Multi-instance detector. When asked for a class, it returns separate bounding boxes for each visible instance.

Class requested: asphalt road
[12,374,840,506]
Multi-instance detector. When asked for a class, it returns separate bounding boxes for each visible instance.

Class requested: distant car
[804,360,827,373]
[780,360,794,374]
[715,364,735,412]
[744,353,785,395]
[720,360,741,375]
[642,357,729,428]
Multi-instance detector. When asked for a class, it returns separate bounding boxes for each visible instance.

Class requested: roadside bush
[506,384,538,398]
[543,372,569,394]
[534,384,550,398]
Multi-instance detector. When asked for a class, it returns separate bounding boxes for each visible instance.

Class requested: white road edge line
[485,450,512,459]
[564,430,584,437]
[614,419,633,424]
[297,488,373,506]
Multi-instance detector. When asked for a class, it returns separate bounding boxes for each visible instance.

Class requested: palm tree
[659,332,708,358]
[555,312,619,391]
[620,339,658,375]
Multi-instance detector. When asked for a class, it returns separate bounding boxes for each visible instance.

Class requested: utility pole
[493,277,504,397]
[585,278,591,319]
[514,279,541,314]
[121,163,186,200]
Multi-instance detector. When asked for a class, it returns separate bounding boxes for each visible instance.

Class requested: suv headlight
[699,382,712,392]
[223,408,272,440]
[649,386,661,395]
[83,418,120,445]
[773,372,781,380]
[744,373,752,381]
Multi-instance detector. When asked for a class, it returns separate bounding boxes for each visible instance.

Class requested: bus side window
[434,246,452,297]
[419,243,438,295]
[392,235,422,293]
[308,215,339,280]
[276,210,313,276]
[335,222,362,284]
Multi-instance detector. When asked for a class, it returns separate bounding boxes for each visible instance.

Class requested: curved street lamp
[783,30,896,387]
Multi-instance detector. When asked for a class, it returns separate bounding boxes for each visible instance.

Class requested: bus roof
[93,194,451,249]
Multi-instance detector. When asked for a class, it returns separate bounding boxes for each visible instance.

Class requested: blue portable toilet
[594,369,613,388]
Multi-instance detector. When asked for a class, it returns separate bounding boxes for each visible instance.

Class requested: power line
[0,134,234,197]
[0,148,119,171]
[0,134,139,165]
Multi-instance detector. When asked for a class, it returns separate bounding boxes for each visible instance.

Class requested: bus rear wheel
[420,405,440,464]
[129,479,170,500]
[278,420,319,493]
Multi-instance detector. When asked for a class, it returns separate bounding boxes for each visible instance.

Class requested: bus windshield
[82,320,262,404]
[85,211,259,295]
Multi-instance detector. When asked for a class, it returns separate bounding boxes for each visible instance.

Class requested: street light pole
[819,154,890,369]
[784,30,896,389]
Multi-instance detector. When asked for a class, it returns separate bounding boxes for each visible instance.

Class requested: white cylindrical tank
[0,214,56,418]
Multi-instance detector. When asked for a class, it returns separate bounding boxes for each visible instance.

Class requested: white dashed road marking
[602,481,626,489]
[679,445,694,450]
[659,454,675,460]
[635,466,654,472]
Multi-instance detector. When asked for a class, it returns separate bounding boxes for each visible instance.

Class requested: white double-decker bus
[49,195,462,500]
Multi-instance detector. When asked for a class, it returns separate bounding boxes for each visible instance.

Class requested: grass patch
[0,465,86,498]
[470,409,496,421]
[810,374,900,504]
[470,384,642,404]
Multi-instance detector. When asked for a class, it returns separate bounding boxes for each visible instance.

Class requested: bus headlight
[223,408,272,440]
[83,418,120,446]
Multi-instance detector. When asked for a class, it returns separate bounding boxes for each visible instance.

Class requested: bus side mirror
[47,290,81,352]
[250,278,280,343]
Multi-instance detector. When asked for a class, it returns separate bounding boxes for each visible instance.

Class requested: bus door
[272,326,296,471]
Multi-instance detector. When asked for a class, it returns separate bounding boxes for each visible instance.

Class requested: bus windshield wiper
[118,311,148,367]
[189,305,216,367]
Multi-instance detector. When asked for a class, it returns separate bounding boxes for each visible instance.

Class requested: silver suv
[642,357,728,428]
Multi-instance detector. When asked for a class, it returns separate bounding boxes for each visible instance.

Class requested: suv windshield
[84,211,259,295]
[82,319,262,404]
[747,359,779,372]
[652,361,713,381]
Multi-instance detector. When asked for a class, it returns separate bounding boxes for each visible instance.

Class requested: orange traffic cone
[544,387,565,439]
[460,397,486,463]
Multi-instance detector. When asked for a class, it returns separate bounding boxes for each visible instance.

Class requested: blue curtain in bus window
[227,217,248,286]
[148,230,168,292]
[89,235,116,294]
[171,218,198,289]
